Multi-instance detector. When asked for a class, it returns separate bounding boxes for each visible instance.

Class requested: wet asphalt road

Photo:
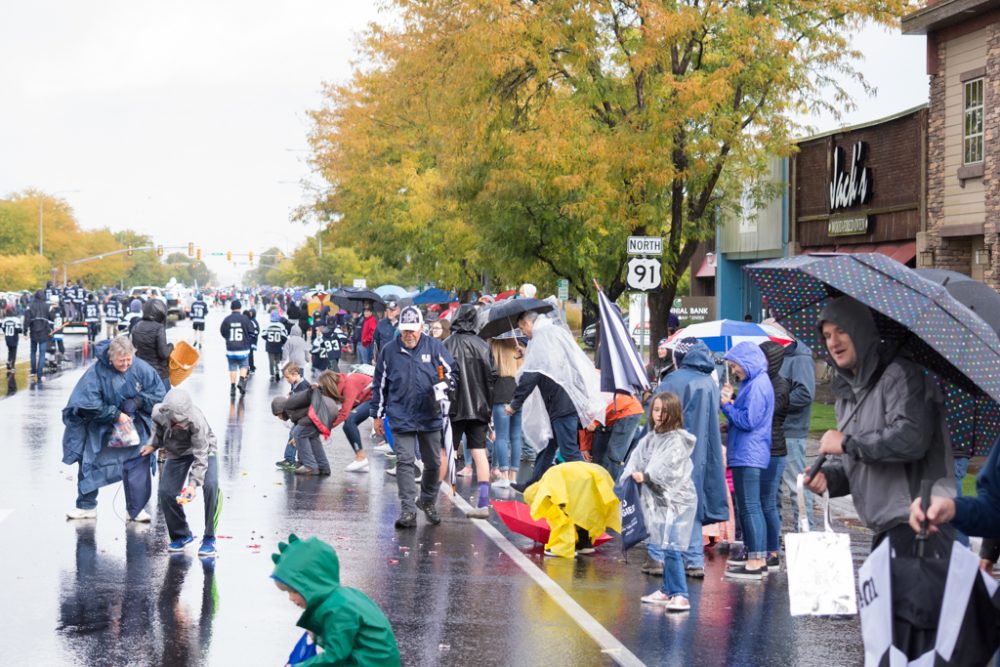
[0,309,873,666]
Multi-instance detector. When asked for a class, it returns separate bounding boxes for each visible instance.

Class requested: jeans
[647,544,689,598]
[158,454,221,541]
[761,455,786,553]
[592,414,641,482]
[357,343,372,365]
[282,436,296,464]
[491,404,523,472]
[731,466,766,559]
[528,413,581,485]
[781,437,813,530]
[683,513,704,569]
[343,401,371,454]
[30,340,47,378]
[954,456,970,547]
[292,423,330,472]
[394,431,442,514]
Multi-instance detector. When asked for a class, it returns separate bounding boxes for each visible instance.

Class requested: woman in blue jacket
[720,341,774,579]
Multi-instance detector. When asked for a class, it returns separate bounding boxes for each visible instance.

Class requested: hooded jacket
[24,290,51,343]
[220,309,253,354]
[817,296,955,535]
[654,340,730,524]
[760,341,791,458]
[150,389,217,487]
[721,341,774,469]
[62,339,166,494]
[780,340,816,438]
[283,325,310,369]
[131,299,173,383]
[443,305,497,423]
[370,332,457,433]
[271,535,400,667]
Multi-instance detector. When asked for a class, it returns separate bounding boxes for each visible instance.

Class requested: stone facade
[984,24,1000,289]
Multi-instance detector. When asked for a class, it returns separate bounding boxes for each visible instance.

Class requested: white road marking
[441,489,647,667]
[0,509,11,524]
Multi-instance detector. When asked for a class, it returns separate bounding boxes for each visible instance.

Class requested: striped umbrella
[665,319,793,353]
[596,286,650,395]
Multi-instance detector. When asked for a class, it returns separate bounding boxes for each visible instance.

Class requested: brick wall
[984,24,1000,289]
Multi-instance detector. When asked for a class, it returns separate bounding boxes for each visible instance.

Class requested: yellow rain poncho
[524,461,621,559]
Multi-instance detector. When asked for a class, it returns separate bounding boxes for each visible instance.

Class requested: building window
[964,78,984,165]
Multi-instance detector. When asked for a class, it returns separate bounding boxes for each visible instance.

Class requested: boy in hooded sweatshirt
[271,534,400,667]
[140,388,221,557]
[264,311,290,382]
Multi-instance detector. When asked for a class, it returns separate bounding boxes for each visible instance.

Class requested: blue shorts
[227,356,249,372]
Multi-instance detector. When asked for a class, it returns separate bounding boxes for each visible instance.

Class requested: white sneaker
[492,479,511,489]
[372,443,393,455]
[465,506,490,519]
[345,459,370,473]
[66,508,98,520]
[385,465,397,477]
[415,459,425,475]
[129,509,152,523]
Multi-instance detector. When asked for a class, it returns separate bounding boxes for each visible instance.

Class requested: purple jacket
[722,342,774,469]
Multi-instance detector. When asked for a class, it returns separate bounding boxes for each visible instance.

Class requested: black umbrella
[330,288,385,314]
[477,298,553,339]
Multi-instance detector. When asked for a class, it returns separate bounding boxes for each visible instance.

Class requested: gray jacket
[150,389,217,488]
[283,325,310,369]
[779,340,815,438]
[819,297,955,535]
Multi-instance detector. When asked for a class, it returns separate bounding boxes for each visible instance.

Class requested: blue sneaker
[198,537,217,558]
[168,535,195,552]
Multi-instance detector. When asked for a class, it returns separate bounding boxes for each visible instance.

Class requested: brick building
[790,106,927,265]
[903,1,999,282]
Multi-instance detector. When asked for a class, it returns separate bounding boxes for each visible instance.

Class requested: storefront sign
[828,216,870,237]
[672,296,715,326]
[829,141,872,211]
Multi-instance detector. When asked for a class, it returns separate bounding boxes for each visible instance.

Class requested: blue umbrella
[596,287,649,395]
[412,287,457,305]
[746,253,1000,425]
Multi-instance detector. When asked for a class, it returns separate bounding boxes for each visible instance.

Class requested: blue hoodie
[722,341,773,469]
[655,340,730,524]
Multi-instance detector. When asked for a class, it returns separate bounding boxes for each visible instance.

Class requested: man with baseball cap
[372,299,401,362]
[371,305,458,528]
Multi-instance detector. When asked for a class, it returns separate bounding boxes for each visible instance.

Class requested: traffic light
[127,246,133,256]
[226,251,232,262]
[156,245,164,257]
[196,247,201,261]
[248,250,254,264]
[188,242,194,257]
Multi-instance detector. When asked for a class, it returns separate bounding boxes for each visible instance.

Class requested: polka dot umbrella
[745,253,1000,456]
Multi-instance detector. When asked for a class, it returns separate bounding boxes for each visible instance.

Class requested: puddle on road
[1,337,98,398]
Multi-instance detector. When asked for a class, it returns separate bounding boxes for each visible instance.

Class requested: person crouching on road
[140,388,221,557]
[282,370,343,476]
[623,392,698,611]
[370,305,457,529]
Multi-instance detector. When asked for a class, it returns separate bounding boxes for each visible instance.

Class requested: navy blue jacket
[220,312,253,353]
[953,439,1000,538]
[370,333,457,432]
[372,317,398,357]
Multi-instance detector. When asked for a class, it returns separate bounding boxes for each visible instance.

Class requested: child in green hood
[271,534,400,667]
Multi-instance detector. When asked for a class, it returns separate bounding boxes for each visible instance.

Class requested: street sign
[556,278,569,300]
[352,278,367,289]
[626,257,661,291]
[627,236,663,256]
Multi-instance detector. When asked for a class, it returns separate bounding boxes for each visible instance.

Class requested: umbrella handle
[916,479,933,557]
[807,454,827,478]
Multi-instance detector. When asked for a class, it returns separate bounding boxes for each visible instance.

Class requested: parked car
[163,288,187,320]
[583,316,631,348]
[128,286,167,304]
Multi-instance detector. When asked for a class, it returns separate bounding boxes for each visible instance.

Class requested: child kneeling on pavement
[621,391,697,612]
[141,388,221,557]
[272,533,401,667]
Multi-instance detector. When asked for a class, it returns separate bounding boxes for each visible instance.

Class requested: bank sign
[829,141,873,212]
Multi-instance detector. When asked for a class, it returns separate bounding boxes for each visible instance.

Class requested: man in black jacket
[220,300,253,398]
[131,299,174,388]
[444,305,498,518]
[24,290,51,383]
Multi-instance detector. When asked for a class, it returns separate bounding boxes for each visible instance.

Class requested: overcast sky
[0,5,926,284]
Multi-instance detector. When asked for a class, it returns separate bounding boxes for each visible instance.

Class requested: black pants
[86,322,99,342]
[6,343,16,369]
[158,454,221,541]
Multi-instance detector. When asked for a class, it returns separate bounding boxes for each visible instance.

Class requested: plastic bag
[617,477,650,552]
[108,417,140,448]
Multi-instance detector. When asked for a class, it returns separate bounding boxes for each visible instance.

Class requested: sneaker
[544,549,575,558]
[577,546,596,555]
[510,482,527,494]
[372,443,393,455]
[168,535,195,552]
[685,567,705,579]
[492,478,511,489]
[456,466,472,477]
[198,537,217,558]
[726,551,749,570]
[725,564,766,580]
[275,460,296,470]
[666,596,691,612]
[66,508,98,520]
[394,512,417,529]
[385,465,397,477]
[294,466,318,475]
[465,506,490,519]
[129,509,152,523]
[415,459,425,475]
[415,498,441,525]
[766,554,781,571]
[641,556,664,576]
[641,590,671,606]
[345,459,370,473]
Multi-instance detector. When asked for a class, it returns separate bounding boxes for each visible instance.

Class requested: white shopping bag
[785,474,858,616]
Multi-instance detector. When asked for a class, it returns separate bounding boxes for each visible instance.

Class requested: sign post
[625,236,663,361]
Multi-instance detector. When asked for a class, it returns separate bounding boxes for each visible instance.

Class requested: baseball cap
[397,305,424,331]
[385,299,399,310]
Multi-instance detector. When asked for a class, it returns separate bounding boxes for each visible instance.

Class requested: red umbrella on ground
[492,500,613,546]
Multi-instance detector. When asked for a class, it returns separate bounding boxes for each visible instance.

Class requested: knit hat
[231,299,242,310]
[671,337,699,366]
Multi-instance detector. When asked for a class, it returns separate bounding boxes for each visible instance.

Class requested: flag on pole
[596,285,651,396]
